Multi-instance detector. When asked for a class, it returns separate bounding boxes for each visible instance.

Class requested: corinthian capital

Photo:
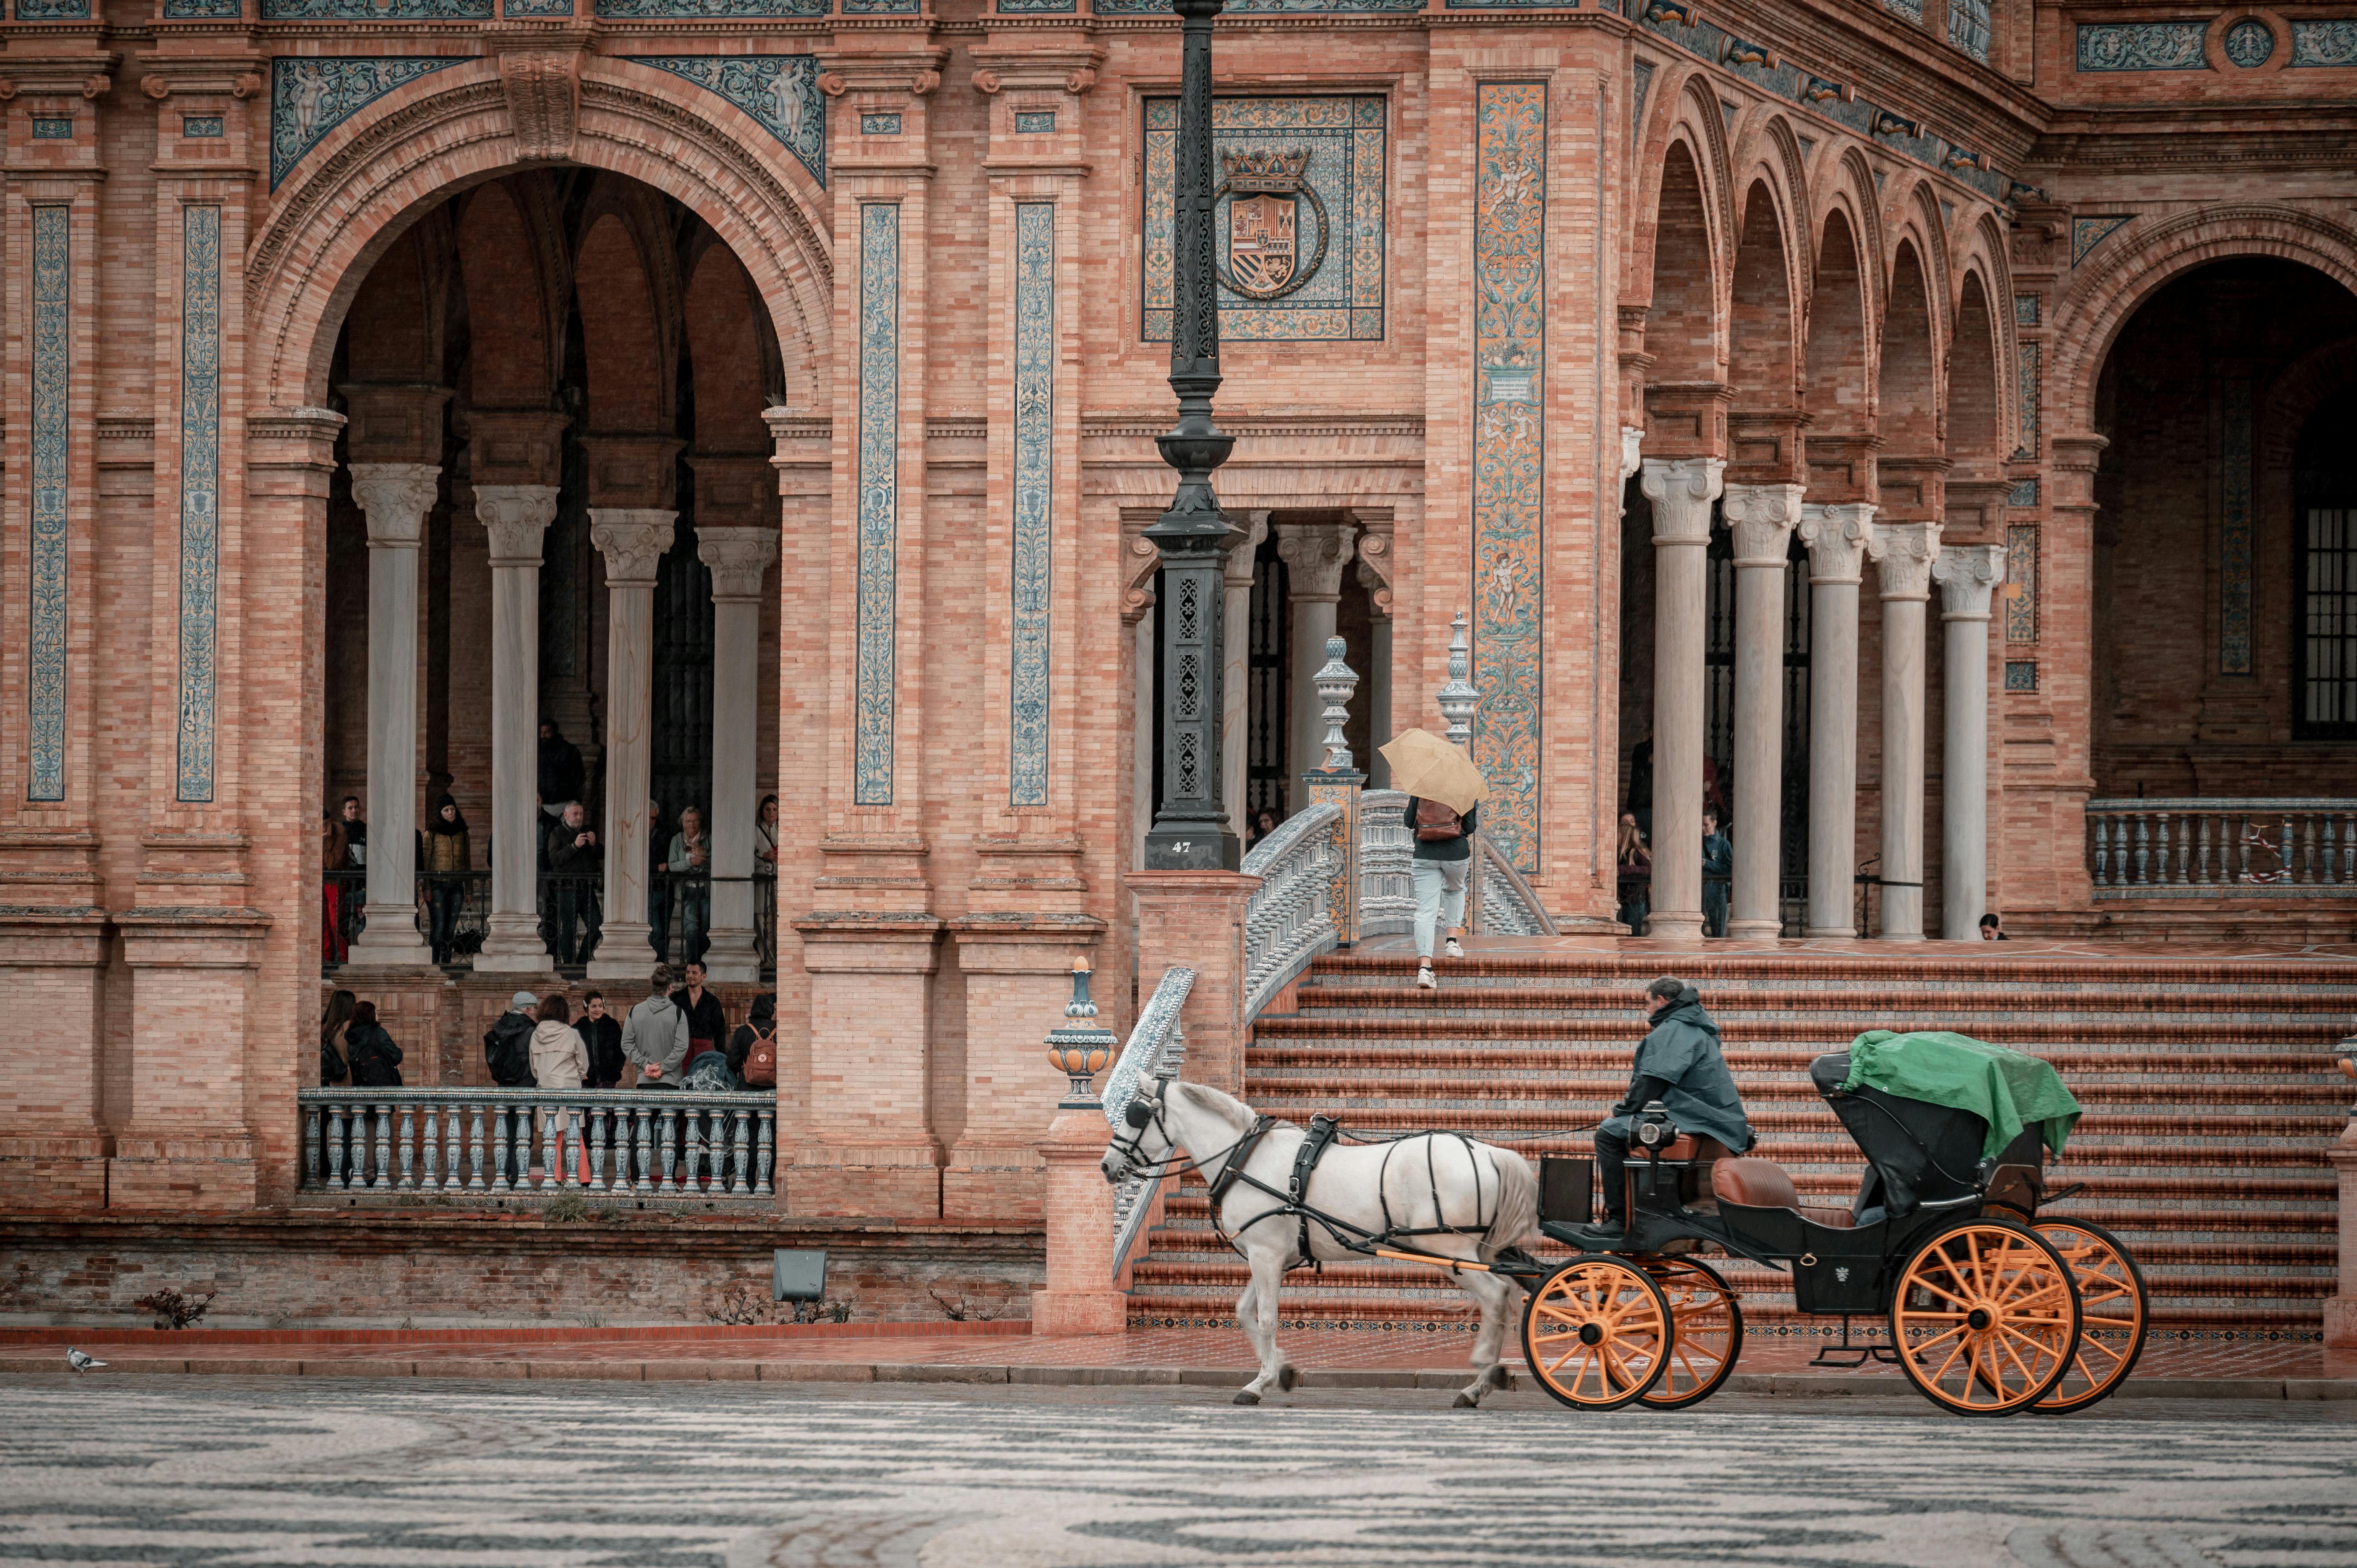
[1798,502,1876,584]
[1719,482,1804,564]
[590,509,678,586]
[696,526,780,602]
[1932,542,2007,620]
[348,463,440,548]
[474,484,560,565]
[1639,456,1725,543]
[1275,520,1357,602]
[1867,519,1944,601]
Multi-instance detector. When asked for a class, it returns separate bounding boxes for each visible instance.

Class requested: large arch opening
[319,170,788,1063]
[2091,257,2357,796]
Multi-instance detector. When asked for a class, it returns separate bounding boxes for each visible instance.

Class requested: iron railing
[298,1087,775,1199]
[2087,798,2357,895]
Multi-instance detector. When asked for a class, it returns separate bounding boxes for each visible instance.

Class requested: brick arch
[1880,237,1942,459]
[1627,68,1734,320]
[342,225,438,383]
[1646,138,1723,383]
[1948,269,2004,475]
[683,240,774,456]
[1730,178,1799,410]
[2050,204,2357,437]
[1885,179,1952,360]
[1806,204,1874,436]
[2261,335,2357,473]
[455,180,557,409]
[577,213,668,436]
[247,58,831,418]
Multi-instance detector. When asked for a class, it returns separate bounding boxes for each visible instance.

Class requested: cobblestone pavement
[2,1379,2353,1566]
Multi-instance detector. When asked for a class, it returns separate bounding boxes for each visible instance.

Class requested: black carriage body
[1536,1050,2048,1318]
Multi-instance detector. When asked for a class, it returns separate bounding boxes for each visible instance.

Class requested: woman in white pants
[1407,795,1479,989]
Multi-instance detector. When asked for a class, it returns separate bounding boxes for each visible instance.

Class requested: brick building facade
[1,0,2352,1231]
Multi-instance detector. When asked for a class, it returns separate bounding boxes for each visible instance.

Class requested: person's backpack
[742,1026,777,1089]
[1415,798,1465,842]
[484,1016,535,1088]
[320,1040,348,1086]
[352,1036,404,1088]
[682,1051,736,1093]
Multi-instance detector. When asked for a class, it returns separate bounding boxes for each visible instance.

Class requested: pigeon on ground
[65,1348,106,1374]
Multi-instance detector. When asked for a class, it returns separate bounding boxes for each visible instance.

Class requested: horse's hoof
[1278,1366,1299,1392]
[1452,1391,1477,1409]
[1233,1390,1261,1406]
[1486,1366,1515,1391]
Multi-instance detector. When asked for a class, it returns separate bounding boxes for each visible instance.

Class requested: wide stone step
[1291,987,2357,1021]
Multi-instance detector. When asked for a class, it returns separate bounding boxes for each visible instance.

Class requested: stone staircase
[1125,945,2356,1337]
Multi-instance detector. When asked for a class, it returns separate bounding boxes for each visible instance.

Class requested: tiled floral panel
[1010,203,1055,807]
[1141,95,1386,343]
[31,119,72,139]
[178,205,224,803]
[2075,23,2209,71]
[163,0,242,14]
[2007,478,2038,508]
[2005,524,2037,645]
[1470,81,1545,874]
[183,116,226,138]
[271,57,464,190]
[997,0,1075,10]
[861,113,901,135]
[630,56,826,187]
[599,0,825,15]
[506,0,575,12]
[855,203,899,806]
[2289,20,2357,66]
[2220,380,2254,675]
[1099,0,1422,10]
[2016,340,2039,455]
[29,207,69,803]
[15,0,92,16]
[1014,111,1056,132]
[2072,214,2134,264]
[261,0,489,16]
[2004,661,2037,693]
[2013,293,2039,327]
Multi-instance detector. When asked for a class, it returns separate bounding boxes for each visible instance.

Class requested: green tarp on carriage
[1841,1030,2082,1160]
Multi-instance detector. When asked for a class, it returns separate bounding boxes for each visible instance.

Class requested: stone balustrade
[2086,799,2357,894]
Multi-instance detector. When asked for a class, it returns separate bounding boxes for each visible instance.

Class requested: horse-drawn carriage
[1103,1013,2147,1418]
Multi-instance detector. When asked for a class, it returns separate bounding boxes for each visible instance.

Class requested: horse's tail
[1482,1146,1541,1252]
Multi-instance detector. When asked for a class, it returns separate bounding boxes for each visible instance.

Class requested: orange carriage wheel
[1890,1219,2081,1417]
[2033,1218,2150,1413]
[1520,1257,1673,1411]
[1637,1258,1744,1411]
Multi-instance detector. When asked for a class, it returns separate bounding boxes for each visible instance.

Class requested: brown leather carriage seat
[1711,1155,1855,1229]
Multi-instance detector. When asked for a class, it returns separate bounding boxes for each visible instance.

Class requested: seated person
[1594,975,1755,1235]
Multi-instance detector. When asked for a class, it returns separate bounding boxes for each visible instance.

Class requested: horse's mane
[1170,1079,1253,1132]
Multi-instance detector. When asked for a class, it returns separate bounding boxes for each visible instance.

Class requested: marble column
[1867,520,1943,942]
[1222,512,1270,842]
[1720,482,1804,940]
[343,464,440,966]
[1934,544,2005,942]
[1640,457,1724,941]
[471,486,560,973]
[1797,503,1876,938]
[585,511,675,980]
[1275,521,1357,816]
[697,526,778,982]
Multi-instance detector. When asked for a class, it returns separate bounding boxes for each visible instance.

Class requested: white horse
[1103,1078,1539,1407]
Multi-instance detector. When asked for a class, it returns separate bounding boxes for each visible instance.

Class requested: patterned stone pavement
[1,1378,2352,1566]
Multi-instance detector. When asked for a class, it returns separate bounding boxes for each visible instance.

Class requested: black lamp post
[1143,0,1240,873]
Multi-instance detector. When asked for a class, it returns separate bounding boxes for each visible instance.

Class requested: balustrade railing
[299,1087,775,1200]
[1355,788,1418,938]
[1239,802,1343,1019]
[1108,967,1193,1279]
[2086,798,2357,896]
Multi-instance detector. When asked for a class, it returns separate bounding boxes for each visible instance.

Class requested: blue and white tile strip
[177,206,224,803]
[1009,203,1055,808]
[854,203,899,807]
[28,207,70,803]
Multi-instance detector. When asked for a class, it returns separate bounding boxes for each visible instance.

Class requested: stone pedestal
[1868,521,1942,943]
[696,527,778,983]
[1127,871,1260,1094]
[1934,545,2005,942]
[1032,1104,1131,1336]
[1798,503,1876,938]
[470,486,560,975]
[790,905,945,1217]
[586,512,675,980]
[1640,457,1724,941]
[1721,482,1802,940]
[944,916,1105,1221]
[1276,522,1356,815]
[344,463,440,967]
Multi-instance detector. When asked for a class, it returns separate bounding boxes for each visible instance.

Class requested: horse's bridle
[1103,1079,1253,1187]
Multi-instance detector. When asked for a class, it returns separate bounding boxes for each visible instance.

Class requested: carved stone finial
[1436,609,1479,749]
[1312,636,1359,774]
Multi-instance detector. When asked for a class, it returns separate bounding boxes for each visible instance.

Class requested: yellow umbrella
[1378,728,1486,816]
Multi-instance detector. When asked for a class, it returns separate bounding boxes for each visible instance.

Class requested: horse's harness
[1199,1111,1500,1272]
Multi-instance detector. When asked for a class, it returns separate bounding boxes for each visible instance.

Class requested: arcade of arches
[0,2,2352,1247]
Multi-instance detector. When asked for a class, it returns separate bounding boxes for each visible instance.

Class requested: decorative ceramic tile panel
[841,0,917,11]
[2013,293,2039,327]
[2005,524,2038,645]
[2290,20,2357,66]
[506,0,575,12]
[163,0,242,14]
[855,203,899,807]
[177,205,223,804]
[629,56,826,187]
[1445,0,1579,8]
[1470,82,1545,874]
[1947,0,1990,61]
[270,57,464,191]
[997,0,1075,10]
[1014,111,1056,132]
[14,0,91,16]
[600,0,823,14]
[1632,59,1654,134]
[1141,94,1386,343]
[182,116,226,138]
[31,120,73,139]
[1009,203,1055,808]
[1099,0,1422,9]
[29,207,69,804]
[860,113,901,134]
[2072,213,2133,265]
[2220,379,2254,675]
[1882,0,1923,23]
[2075,23,2209,71]
[2016,340,2039,455]
[2007,477,2038,507]
[2223,19,2275,67]
[2004,661,2037,692]
[262,0,488,15]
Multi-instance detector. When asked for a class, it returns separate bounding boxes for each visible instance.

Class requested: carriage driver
[1592,976,1756,1237]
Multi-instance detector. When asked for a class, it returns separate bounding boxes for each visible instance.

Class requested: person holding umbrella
[1378,728,1485,992]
